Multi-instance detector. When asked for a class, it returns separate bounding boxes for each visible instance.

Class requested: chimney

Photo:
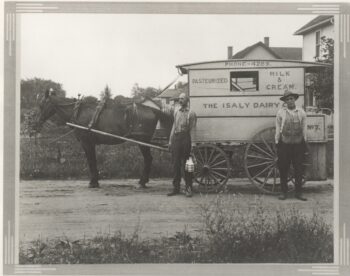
[227,46,233,59]
[264,37,269,47]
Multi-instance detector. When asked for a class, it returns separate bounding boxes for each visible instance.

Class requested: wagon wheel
[244,127,306,195]
[192,144,231,193]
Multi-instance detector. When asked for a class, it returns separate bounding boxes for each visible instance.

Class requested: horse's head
[33,89,57,133]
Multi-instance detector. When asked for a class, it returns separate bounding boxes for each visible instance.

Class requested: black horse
[34,90,170,188]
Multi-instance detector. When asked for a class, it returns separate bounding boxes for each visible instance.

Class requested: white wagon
[176,59,331,194]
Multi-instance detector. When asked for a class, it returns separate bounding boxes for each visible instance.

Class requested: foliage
[316,36,334,63]
[131,83,161,100]
[19,196,333,264]
[100,85,113,100]
[311,37,334,110]
[20,125,173,179]
[199,196,333,263]
[20,128,334,179]
[21,78,66,110]
[175,81,188,92]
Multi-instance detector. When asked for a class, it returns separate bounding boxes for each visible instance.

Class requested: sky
[20,13,316,98]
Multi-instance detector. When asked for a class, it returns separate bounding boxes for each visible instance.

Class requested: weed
[19,195,333,264]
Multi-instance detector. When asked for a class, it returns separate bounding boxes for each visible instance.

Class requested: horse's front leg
[138,145,153,188]
[81,140,99,188]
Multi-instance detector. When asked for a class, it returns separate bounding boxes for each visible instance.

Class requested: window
[230,71,259,92]
[315,31,321,59]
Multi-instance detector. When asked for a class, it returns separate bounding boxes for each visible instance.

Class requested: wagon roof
[176,59,332,74]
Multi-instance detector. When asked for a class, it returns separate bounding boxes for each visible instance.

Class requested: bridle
[36,95,77,128]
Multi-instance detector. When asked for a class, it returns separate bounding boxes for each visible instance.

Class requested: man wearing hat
[275,90,307,201]
[166,93,197,197]
[142,92,196,197]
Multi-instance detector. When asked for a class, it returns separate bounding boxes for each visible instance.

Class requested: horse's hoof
[138,178,149,185]
[89,183,99,188]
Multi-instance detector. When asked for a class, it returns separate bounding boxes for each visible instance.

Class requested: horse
[33,90,170,188]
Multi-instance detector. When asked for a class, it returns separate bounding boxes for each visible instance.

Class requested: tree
[311,37,334,110]
[99,85,113,100]
[131,83,161,100]
[21,78,66,109]
[20,78,67,134]
[175,81,188,91]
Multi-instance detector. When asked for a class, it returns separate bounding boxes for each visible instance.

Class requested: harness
[88,97,107,129]
[72,97,84,123]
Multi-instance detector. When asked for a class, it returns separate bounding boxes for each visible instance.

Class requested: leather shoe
[278,194,287,200]
[295,194,307,201]
[167,191,180,196]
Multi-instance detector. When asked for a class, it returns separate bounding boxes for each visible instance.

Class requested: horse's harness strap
[88,98,107,129]
[72,98,84,123]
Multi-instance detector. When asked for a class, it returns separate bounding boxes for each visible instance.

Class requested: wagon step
[66,122,169,152]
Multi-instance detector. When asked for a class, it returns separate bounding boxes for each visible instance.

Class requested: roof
[271,47,302,60]
[157,88,183,99]
[294,15,333,35]
[231,41,302,60]
[176,59,332,74]
[232,42,282,59]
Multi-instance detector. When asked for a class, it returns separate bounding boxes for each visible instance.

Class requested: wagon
[172,59,332,194]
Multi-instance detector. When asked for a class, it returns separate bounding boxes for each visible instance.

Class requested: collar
[283,106,301,113]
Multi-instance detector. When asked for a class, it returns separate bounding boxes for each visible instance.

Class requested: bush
[19,196,333,264]
[20,126,173,180]
[199,195,333,263]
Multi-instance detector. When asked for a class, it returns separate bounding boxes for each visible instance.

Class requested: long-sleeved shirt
[275,107,307,144]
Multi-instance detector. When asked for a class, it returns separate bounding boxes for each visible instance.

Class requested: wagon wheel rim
[244,127,304,194]
[193,144,230,193]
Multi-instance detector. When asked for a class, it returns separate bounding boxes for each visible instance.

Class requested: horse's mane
[50,95,76,105]
[50,94,137,109]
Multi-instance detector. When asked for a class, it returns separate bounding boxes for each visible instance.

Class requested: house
[229,37,302,60]
[294,15,334,141]
[294,15,334,61]
[156,83,189,105]
[156,88,182,105]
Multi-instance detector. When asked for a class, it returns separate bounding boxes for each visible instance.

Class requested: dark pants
[171,132,192,192]
[277,140,306,194]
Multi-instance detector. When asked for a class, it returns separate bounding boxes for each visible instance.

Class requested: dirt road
[19,178,333,243]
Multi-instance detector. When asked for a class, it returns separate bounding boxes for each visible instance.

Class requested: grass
[19,195,333,264]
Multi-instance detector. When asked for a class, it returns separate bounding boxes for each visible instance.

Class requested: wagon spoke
[207,147,216,164]
[246,154,273,161]
[211,170,227,180]
[202,147,207,163]
[194,169,201,177]
[247,160,274,169]
[251,143,274,159]
[252,163,275,180]
[210,159,227,168]
[209,173,220,184]
[193,144,229,192]
[208,152,223,166]
[195,157,204,166]
[261,166,274,188]
[196,149,205,164]
[271,142,277,155]
[260,135,274,155]
[273,167,277,192]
